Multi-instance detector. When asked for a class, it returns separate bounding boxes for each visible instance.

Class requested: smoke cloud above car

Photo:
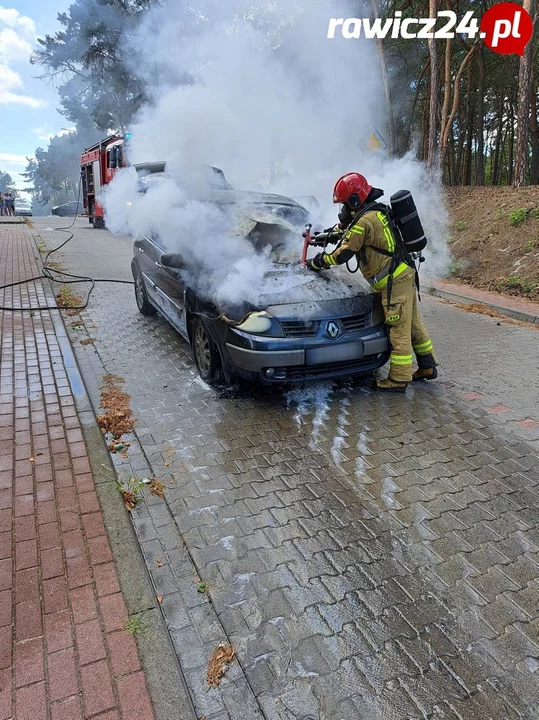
[103,0,450,305]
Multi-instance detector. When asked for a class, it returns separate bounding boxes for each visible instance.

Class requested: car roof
[134,161,166,174]
[135,162,231,186]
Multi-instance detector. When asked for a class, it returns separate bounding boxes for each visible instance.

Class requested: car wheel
[133,268,156,316]
[57,209,66,217]
[193,318,223,385]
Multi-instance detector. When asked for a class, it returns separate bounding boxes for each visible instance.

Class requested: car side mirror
[160,253,184,269]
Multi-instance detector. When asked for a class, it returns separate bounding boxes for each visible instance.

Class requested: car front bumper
[224,330,389,381]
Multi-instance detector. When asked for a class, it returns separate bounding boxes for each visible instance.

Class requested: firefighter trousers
[377,268,436,383]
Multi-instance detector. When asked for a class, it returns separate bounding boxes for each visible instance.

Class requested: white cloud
[32,126,54,142]
[0,153,33,179]
[0,6,36,38]
[0,28,33,63]
[0,62,22,91]
[0,154,34,189]
[0,6,43,108]
[0,90,46,107]
[32,126,74,142]
[0,152,32,163]
[0,63,47,106]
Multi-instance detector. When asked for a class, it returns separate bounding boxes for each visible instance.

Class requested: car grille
[341,313,369,332]
[284,356,382,380]
[281,320,320,337]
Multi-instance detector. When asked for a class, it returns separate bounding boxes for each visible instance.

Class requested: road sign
[358,126,387,155]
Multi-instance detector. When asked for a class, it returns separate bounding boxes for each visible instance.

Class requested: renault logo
[327,321,340,339]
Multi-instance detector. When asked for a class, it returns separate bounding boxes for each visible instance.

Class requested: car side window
[143,232,166,254]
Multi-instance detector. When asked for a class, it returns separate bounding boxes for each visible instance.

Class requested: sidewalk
[426,277,539,324]
[0,226,156,719]
[0,217,25,223]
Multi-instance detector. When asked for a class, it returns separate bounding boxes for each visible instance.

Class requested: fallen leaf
[97,375,136,438]
[164,461,170,467]
[120,489,137,511]
[207,643,236,688]
[28,457,35,463]
[156,595,163,605]
[108,441,131,458]
[156,557,163,568]
[150,478,165,499]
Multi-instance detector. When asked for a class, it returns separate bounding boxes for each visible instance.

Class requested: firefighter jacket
[322,208,410,291]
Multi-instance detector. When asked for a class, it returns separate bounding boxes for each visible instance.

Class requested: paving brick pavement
[33,218,539,719]
[0,225,156,720]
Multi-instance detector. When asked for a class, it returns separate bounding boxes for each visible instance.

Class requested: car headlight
[234,311,282,336]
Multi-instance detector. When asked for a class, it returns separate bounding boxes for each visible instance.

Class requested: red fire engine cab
[80,135,126,228]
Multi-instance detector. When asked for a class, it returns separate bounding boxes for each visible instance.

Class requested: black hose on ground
[0,178,134,312]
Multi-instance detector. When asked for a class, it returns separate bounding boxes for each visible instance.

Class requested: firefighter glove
[308,253,327,272]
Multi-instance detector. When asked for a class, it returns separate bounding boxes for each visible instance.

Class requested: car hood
[256,265,370,305]
[216,264,374,320]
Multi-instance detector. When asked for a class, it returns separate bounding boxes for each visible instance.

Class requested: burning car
[130,163,389,384]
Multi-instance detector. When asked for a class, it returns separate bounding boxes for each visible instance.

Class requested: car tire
[57,209,66,217]
[192,317,223,385]
[133,267,156,316]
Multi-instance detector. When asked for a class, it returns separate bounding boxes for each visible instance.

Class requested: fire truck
[80,134,126,228]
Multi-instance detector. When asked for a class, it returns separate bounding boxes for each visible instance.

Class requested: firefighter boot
[376,377,408,393]
[413,352,438,381]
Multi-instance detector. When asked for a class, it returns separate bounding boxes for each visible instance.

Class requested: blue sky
[0,0,73,188]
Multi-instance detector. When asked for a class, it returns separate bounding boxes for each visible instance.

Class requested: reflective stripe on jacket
[323,209,397,282]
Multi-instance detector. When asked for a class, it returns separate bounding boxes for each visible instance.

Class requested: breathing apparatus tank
[389,190,427,256]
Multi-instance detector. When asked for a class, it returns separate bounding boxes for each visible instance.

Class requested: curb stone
[425,283,539,325]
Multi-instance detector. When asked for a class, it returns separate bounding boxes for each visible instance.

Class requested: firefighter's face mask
[338,203,353,227]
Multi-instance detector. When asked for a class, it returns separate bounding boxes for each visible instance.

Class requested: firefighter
[308,172,437,392]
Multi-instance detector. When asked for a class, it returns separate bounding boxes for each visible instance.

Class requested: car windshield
[135,163,232,191]
[133,162,316,265]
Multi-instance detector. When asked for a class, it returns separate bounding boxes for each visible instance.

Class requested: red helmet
[333,173,372,209]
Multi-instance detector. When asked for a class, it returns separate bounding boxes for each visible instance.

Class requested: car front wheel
[134,268,156,316]
[192,318,223,385]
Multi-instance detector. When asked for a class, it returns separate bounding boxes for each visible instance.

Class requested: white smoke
[104,0,450,304]
[103,166,277,306]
